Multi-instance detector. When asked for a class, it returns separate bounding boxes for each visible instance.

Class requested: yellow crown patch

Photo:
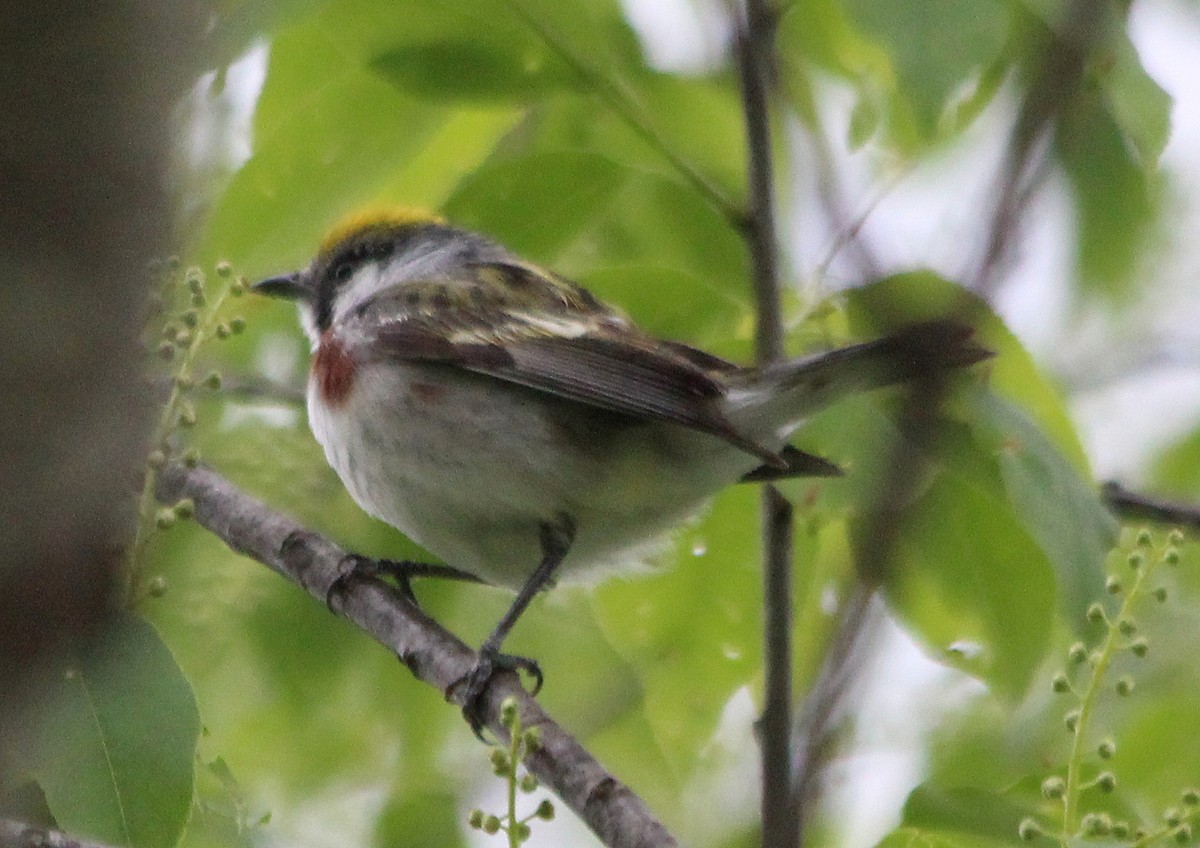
[319,206,447,255]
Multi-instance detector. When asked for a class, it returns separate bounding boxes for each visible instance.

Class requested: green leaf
[32,614,200,848]
[1057,92,1160,299]
[901,784,1036,843]
[967,391,1116,628]
[1102,29,1173,170]
[370,40,573,102]
[885,461,1056,700]
[846,271,1092,471]
[842,0,1012,145]
[591,486,763,775]
[443,150,628,259]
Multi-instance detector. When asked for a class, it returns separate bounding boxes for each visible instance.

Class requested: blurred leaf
[900,784,1035,843]
[373,791,467,848]
[885,458,1056,699]
[370,40,573,102]
[591,486,763,775]
[842,0,1011,145]
[1057,92,1160,300]
[444,150,628,258]
[1101,29,1172,170]
[1150,426,1200,498]
[32,614,200,848]
[846,272,1092,471]
[967,392,1116,628]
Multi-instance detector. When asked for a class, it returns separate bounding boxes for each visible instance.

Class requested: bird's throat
[314,333,357,407]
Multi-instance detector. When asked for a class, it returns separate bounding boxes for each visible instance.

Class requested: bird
[253,207,990,730]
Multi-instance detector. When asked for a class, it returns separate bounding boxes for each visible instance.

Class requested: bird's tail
[724,320,992,440]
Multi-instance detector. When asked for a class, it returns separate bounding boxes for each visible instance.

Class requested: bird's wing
[361,262,784,465]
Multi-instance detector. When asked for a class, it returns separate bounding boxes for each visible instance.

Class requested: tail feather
[724,320,992,439]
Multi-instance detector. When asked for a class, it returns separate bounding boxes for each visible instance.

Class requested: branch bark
[155,463,677,848]
[733,2,799,846]
[1102,482,1200,530]
[0,818,121,848]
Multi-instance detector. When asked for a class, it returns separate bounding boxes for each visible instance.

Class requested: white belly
[307,361,751,589]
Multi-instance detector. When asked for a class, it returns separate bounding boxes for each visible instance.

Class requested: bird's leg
[452,514,576,737]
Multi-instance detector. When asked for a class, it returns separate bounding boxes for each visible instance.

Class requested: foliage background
[6,1,1200,847]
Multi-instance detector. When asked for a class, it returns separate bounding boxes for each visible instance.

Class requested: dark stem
[1102,482,1200,530]
[733,2,799,847]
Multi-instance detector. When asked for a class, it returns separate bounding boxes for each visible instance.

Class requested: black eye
[334,262,354,282]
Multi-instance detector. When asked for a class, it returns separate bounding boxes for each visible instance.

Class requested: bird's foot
[450,647,543,740]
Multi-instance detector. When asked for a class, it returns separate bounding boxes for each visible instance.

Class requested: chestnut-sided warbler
[255,208,989,725]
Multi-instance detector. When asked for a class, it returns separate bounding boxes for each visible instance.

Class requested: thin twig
[155,463,678,848]
[1102,482,1200,530]
[732,2,800,847]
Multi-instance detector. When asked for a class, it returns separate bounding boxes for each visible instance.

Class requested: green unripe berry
[178,402,197,428]
[1113,821,1131,839]
[1115,676,1135,696]
[1154,586,1169,603]
[1096,771,1116,793]
[173,498,195,520]
[147,449,167,469]
[229,316,246,334]
[175,329,193,347]
[1051,673,1071,694]
[1065,709,1081,732]
[489,748,510,773]
[1118,618,1137,636]
[1128,551,1144,570]
[1042,776,1066,800]
[1086,602,1106,624]
[203,371,222,390]
[1082,812,1111,837]
[1136,528,1153,547]
[191,291,206,307]
[467,809,484,829]
[1173,824,1192,844]
[183,448,200,468]
[513,822,531,842]
[155,507,176,529]
[1131,637,1149,657]
[231,277,248,295]
[1105,575,1122,594]
[181,309,199,328]
[1182,788,1200,806]
[148,575,168,597]
[167,255,181,270]
[214,323,231,339]
[1018,818,1041,841]
[519,773,538,793]
[1165,547,1181,566]
[1166,808,1183,827]
[1098,739,1116,759]
[535,799,554,821]
[1168,528,1184,546]
[481,814,501,835]
[216,260,233,277]
[500,696,519,728]
[1068,642,1088,664]
[157,341,175,360]
[523,727,541,753]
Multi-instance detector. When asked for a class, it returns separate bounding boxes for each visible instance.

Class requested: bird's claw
[450,648,543,739]
[325,554,418,612]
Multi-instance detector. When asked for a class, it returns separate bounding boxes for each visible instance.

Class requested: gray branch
[155,463,677,848]
[0,818,119,848]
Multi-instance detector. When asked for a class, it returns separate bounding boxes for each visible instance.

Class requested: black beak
[252,272,311,301]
